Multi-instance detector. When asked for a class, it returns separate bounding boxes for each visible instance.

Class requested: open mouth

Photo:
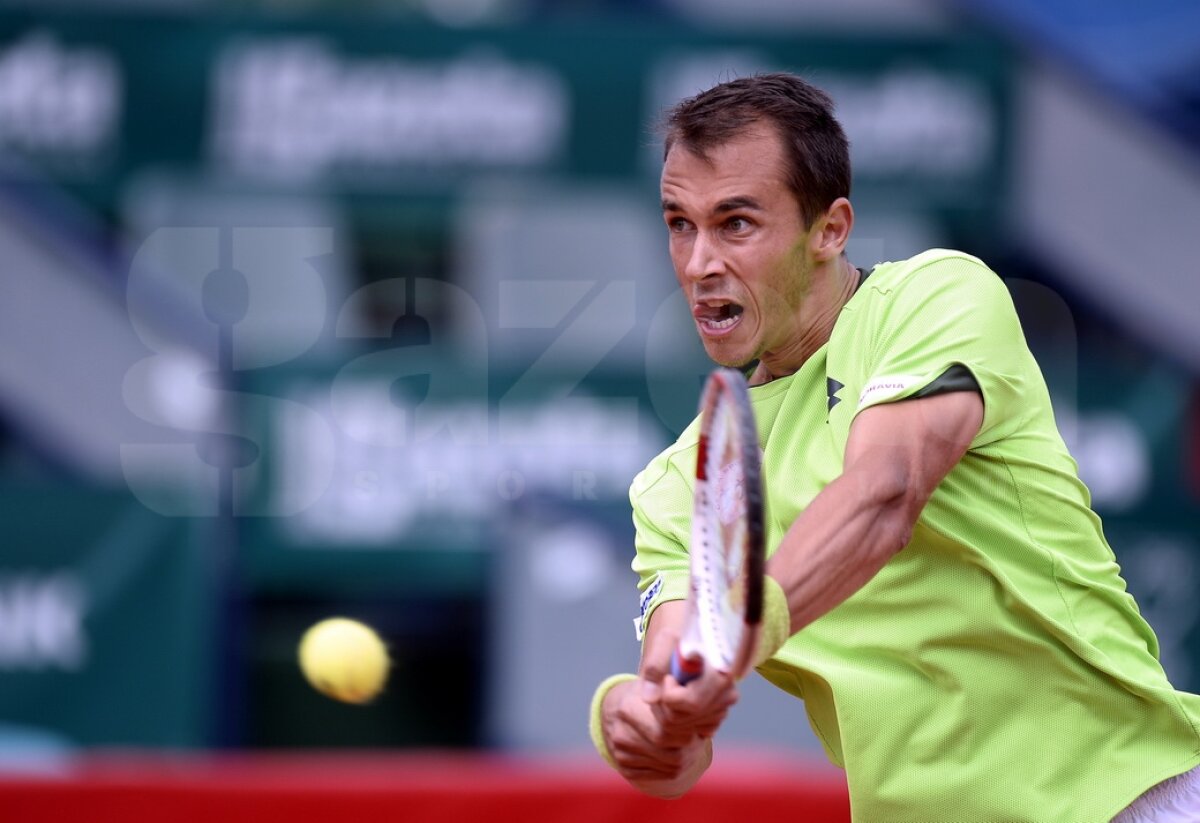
[694,301,744,333]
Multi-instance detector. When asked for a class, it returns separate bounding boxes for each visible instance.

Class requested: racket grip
[670,648,704,685]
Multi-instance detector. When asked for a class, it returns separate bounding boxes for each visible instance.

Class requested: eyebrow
[660,195,765,214]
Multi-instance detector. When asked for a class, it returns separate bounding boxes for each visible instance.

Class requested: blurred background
[0,0,1196,805]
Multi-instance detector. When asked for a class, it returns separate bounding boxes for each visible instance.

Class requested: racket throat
[673,651,704,682]
[678,620,704,661]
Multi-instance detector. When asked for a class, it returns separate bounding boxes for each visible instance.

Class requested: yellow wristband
[589,672,638,768]
[753,575,792,668]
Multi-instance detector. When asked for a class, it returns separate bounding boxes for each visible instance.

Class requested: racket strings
[697,398,750,668]
[685,369,764,679]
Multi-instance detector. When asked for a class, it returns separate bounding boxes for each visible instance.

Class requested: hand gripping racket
[670,367,765,685]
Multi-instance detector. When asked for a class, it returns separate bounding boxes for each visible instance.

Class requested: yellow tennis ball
[298,618,390,705]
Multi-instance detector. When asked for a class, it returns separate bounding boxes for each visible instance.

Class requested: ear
[808,197,854,263]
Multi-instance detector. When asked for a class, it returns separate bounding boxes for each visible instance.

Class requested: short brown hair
[662,73,851,227]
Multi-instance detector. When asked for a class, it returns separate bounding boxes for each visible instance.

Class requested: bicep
[845,390,984,513]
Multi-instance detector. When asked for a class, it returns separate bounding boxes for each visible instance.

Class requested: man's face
[661,123,813,369]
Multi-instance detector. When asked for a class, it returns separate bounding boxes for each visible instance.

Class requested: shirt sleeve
[910,363,981,399]
[853,253,1038,449]
[628,455,693,643]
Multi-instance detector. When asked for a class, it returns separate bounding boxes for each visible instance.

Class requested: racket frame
[672,367,765,683]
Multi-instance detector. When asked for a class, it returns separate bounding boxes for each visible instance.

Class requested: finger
[693,717,726,739]
[652,688,733,725]
[659,701,731,728]
[660,672,739,715]
[645,703,726,747]
[618,765,688,783]
[609,721,693,772]
[615,691,696,749]
[653,677,737,740]
[611,744,687,775]
[611,730,705,774]
[658,692,737,727]
[638,628,681,703]
[615,737,711,782]
[630,705,698,749]
[658,710,728,742]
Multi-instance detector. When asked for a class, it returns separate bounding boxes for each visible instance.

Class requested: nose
[681,230,725,283]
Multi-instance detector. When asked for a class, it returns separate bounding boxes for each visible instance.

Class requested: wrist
[753,574,792,667]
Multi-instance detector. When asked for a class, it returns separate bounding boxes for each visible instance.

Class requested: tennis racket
[670,367,765,685]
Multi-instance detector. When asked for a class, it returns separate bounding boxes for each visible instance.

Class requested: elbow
[877,512,914,560]
[861,463,921,553]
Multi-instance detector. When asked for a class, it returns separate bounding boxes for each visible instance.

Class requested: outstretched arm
[596,390,981,795]
[767,390,984,632]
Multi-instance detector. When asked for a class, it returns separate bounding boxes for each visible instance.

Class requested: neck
[752,256,858,384]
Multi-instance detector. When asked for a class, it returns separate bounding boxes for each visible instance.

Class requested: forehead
[660,123,790,206]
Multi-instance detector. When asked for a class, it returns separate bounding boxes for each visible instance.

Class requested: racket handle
[670,648,704,685]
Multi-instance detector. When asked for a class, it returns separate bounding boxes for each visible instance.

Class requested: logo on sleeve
[633,572,664,642]
[858,374,922,409]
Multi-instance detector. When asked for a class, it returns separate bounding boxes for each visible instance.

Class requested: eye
[725,216,752,233]
[666,216,693,233]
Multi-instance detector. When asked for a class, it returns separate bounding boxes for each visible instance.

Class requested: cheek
[748,254,805,310]
[668,239,690,280]
[776,252,812,304]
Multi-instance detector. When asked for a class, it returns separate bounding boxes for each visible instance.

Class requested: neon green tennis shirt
[630,249,1200,821]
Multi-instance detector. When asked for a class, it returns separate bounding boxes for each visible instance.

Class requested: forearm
[767,392,984,633]
[766,460,915,633]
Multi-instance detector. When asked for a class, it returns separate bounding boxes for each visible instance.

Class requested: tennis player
[589,73,1200,821]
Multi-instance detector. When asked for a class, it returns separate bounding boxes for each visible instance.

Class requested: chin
[702,343,756,372]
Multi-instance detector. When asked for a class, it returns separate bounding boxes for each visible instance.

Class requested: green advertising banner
[0,10,1012,219]
[0,486,217,747]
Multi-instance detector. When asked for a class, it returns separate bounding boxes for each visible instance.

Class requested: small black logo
[827,377,845,411]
